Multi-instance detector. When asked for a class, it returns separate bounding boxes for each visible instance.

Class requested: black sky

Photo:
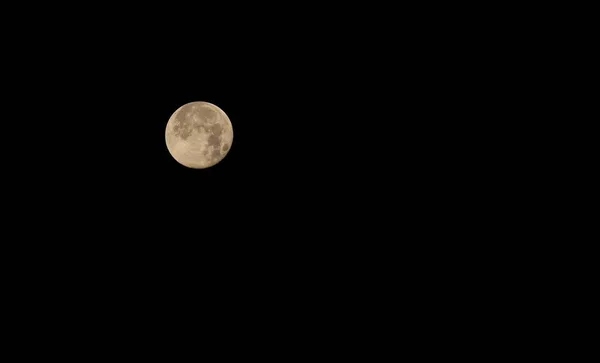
[3,4,518,281]
[0,5,552,348]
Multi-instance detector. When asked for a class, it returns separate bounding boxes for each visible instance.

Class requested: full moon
[165,101,234,169]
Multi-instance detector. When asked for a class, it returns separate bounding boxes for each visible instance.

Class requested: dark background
[0,5,572,354]
[2,5,536,338]
[4,6,514,262]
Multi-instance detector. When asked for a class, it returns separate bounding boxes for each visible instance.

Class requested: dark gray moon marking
[165,101,234,169]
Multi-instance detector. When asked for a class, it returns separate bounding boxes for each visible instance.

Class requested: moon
[165,101,234,169]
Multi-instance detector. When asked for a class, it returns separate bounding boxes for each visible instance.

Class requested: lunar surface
[165,101,233,169]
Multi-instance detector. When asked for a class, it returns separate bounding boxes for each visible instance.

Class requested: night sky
[10,26,476,250]
[3,4,514,304]
[0,6,534,347]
